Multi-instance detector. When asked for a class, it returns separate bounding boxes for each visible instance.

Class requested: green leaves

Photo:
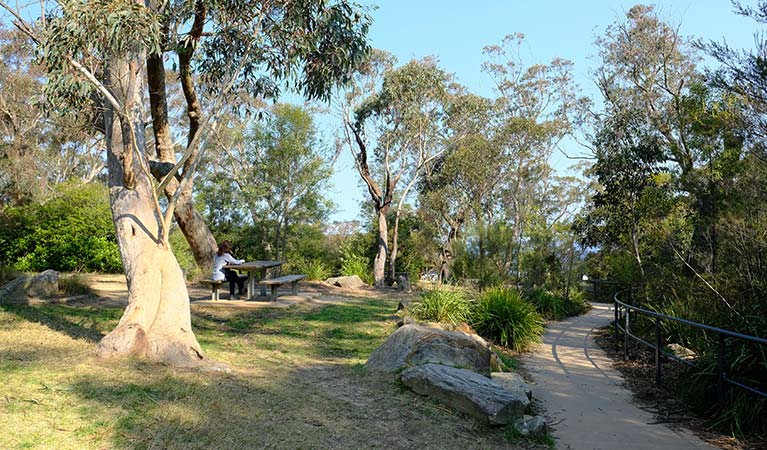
[41,0,163,112]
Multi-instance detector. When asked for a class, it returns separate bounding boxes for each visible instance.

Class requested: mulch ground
[593,327,766,450]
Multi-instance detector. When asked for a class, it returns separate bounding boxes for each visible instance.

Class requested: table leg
[259,268,267,297]
[247,273,256,300]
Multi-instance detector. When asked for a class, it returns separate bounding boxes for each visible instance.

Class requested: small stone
[513,415,547,436]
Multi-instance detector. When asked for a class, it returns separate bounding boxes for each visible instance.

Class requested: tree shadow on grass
[0,303,114,343]
[64,362,515,450]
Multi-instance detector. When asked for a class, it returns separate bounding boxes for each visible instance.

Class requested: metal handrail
[613,288,767,406]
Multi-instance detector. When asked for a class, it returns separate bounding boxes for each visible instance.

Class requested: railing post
[655,317,662,385]
[592,280,597,303]
[614,297,619,336]
[717,334,727,407]
[624,307,630,360]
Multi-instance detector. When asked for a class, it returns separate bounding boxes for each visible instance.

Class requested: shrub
[564,289,589,316]
[409,288,471,324]
[291,257,332,281]
[471,288,544,352]
[527,288,569,320]
[527,288,589,320]
[169,228,200,280]
[0,182,122,273]
[340,253,372,285]
[58,273,93,296]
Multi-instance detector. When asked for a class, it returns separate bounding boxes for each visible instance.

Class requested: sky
[324,0,761,223]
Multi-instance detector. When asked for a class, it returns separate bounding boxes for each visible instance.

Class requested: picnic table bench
[201,274,248,300]
[201,279,223,300]
[259,274,306,301]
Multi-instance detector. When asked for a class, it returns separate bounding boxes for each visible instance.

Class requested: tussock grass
[0,295,532,450]
[409,287,471,324]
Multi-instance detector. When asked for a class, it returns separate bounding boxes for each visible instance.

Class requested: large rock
[366,324,493,376]
[325,275,366,289]
[401,364,530,425]
[27,270,59,297]
[0,270,59,301]
[491,372,533,401]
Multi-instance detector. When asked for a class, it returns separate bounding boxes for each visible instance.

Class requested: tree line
[0,0,766,429]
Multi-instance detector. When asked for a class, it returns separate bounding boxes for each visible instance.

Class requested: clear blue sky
[325,0,760,223]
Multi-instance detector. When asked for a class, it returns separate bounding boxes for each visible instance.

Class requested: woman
[212,240,245,299]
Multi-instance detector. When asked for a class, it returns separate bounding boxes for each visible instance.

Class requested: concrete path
[520,303,717,450]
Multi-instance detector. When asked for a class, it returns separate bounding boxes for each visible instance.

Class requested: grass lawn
[0,295,535,450]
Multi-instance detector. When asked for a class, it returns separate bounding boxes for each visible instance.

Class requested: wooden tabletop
[224,260,283,270]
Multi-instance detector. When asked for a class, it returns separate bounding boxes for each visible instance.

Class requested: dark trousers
[224,268,244,296]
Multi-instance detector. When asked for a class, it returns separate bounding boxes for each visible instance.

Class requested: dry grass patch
[1,296,541,450]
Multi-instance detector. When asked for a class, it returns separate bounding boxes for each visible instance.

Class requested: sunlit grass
[0,297,531,449]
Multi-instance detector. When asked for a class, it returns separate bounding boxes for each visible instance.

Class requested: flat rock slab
[401,363,530,425]
[365,324,492,376]
[325,275,366,289]
[491,372,532,401]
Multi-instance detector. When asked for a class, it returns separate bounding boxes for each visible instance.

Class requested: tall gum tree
[2,0,370,367]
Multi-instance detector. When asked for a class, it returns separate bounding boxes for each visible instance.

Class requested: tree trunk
[146,53,216,275]
[439,226,459,284]
[389,209,401,283]
[373,207,388,286]
[95,53,211,368]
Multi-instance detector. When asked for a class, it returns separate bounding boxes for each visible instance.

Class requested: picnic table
[224,260,283,300]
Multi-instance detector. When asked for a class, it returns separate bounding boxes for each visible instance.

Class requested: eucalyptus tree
[0,26,103,206]
[364,58,452,283]
[593,4,745,274]
[1,0,369,367]
[203,103,333,261]
[481,33,586,282]
[336,54,453,285]
[418,93,501,282]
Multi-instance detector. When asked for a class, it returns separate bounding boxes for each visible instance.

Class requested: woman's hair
[216,240,233,257]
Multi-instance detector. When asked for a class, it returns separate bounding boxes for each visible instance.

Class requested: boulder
[401,364,530,425]
[513,415,547,436]
[0,270,59,302]
[366,324,493,376]
[395,273,411,291]
[325,275,366,289]
[491,372,532,401]
[668,343,697,361]
[27,270,59,297]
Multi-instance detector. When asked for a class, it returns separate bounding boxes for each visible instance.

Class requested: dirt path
[520,303,717,450]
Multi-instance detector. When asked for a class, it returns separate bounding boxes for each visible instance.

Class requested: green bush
[169,228,201,280]
[527,288,589,320]
[564,289,589,316]
[409,288,471,324]
[0,182,122,273]
[291,257,332,281]
[471,288,544,352]
[340,253,372,285]
[527,289,569,320]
